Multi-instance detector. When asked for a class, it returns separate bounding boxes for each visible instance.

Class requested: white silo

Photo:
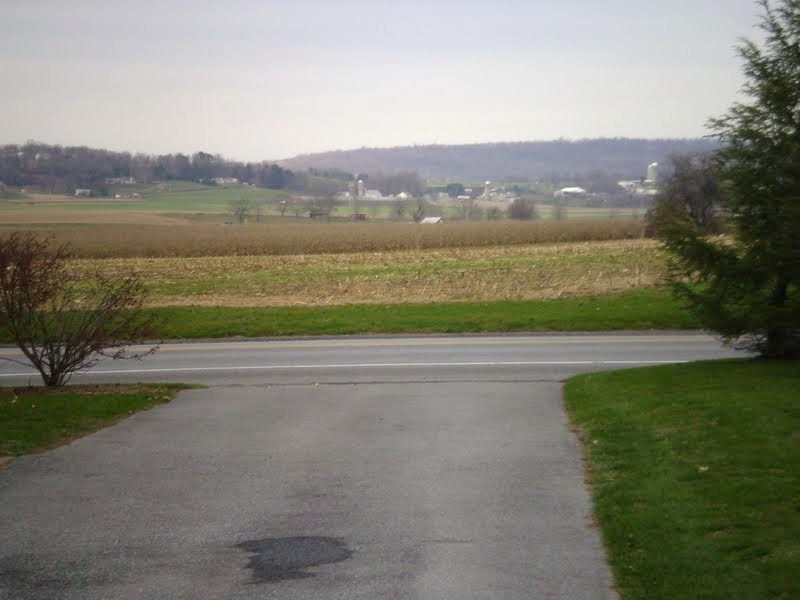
[646,162,659,183]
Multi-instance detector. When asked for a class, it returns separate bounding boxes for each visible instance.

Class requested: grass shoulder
[564,359,800,599]
[0,383,196,458]
[145,287,696,339]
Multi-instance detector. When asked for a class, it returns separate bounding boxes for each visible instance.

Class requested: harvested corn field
[71,239,665,307]
[15,219,646,258]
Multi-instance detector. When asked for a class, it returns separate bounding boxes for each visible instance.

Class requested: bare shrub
[228,196,252,224]
[508,198,539,220]
[0,232,157,386]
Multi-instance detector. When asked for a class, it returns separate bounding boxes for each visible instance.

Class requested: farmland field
[0,181,646,225]
[0,183,292,223]
[4,220,646,258]
[70,239,664,307]
[1,186,661,310]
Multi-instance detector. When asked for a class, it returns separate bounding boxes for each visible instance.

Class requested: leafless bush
[0,232,157,386]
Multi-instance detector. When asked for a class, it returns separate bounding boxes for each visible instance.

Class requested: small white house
[554,187,586,198]
[74,189,93,197]
[420,216,444,224]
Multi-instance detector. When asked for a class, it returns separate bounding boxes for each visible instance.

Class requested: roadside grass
[564,360,800,599]
[120,287,695,339]
[0,384,194,457]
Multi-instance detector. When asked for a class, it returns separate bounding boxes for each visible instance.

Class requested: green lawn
[0,288,694,342]
[0,384,192,456]
[565,360,800,599]
[133,288,697,339]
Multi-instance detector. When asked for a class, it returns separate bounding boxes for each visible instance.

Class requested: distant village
[1,142,667,223]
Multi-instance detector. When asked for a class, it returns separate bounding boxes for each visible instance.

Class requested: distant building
[105,177,137,185]
[348,178,365,203]
[645,162,659,183]
[420,216,444,224]
[364,189,383,200]
[212,177,239,185]
[480,181,517,202]
[554,187,586,198]
[74,189,93,197]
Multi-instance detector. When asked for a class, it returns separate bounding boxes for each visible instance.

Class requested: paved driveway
[0,334,742,598]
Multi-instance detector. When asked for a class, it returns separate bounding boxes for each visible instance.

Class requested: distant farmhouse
[341,180,413,203]
[74,189,93,197]
[554,187,587,198]
[480,181,517,202]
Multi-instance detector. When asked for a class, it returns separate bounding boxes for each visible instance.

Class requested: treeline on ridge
[0,142,431,199]
[0,143,295,197]
[279,138,721,181]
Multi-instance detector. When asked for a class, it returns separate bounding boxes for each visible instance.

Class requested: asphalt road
[0,333,744,599]
[0,332,741,386]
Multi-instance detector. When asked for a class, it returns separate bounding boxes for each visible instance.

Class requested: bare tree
[507,198,538,220]
[228,196,252,224]
[0,232,157,386]
[649,153,721,235]
[411,198,426,223]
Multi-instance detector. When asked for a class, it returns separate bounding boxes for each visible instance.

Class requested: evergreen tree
[659,0,800,358]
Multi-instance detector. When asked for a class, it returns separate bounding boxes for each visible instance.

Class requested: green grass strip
[565,360,800,599]
[147,287,696,339]
[0,384,192,456]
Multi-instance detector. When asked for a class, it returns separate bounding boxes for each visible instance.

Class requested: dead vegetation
[10,219,646,258]
[70,239,664,307]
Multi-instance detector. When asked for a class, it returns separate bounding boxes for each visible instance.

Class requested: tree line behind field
[0,142,432,200]
[0,143,296,197]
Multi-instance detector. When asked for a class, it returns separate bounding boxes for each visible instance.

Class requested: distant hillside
[278,138,720,181]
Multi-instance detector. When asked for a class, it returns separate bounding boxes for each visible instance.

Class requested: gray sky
[1,0,762,161]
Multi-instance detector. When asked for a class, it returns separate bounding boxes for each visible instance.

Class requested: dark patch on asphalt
[235,536,353,583]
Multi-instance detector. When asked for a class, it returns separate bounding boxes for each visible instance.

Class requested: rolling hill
[278,138,720,181]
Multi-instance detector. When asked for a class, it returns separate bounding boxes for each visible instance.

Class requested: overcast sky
[1,0,763,161]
